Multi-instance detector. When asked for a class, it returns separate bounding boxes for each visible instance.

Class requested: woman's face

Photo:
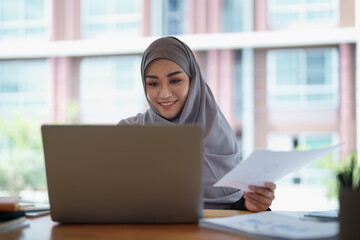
[145,59,190,119]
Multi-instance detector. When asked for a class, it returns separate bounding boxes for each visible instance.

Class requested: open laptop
[41,125,203,224]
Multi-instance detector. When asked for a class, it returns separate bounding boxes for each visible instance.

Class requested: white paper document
[214,143,343,191]
[200,211,339,239]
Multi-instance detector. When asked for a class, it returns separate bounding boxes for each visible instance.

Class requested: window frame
[81,0,142,38]
[79,55,144,123]
[0,59,52,118]
[267,0,339,29]
[0,0,52,39]
[267,47,339,110]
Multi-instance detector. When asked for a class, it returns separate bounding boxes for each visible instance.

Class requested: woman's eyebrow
[167,71,183,77]
[145,75,158,79]
[145,71,183,79]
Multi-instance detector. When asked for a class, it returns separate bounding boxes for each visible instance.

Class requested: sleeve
[117,113,145,125]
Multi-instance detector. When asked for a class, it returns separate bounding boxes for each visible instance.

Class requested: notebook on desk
[41,125,203,224]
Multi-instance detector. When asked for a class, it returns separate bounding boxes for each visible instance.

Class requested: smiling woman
[118,36,276,211]
[145,59,190,120]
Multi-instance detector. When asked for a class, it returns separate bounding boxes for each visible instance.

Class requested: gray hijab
[137,37,242,208]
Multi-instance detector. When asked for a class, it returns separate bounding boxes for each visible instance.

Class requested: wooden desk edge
[203,209,250,218]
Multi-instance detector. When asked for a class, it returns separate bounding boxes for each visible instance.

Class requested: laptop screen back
[42,125,203,223]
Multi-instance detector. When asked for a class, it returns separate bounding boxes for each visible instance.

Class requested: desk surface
[1,210,253,240]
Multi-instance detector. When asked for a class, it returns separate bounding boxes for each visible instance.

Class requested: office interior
[0,0,359,212]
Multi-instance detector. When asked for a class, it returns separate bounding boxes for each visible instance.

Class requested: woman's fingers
[244,194,269,211]
[264,182,276,191]
[248,185,275,200]
[244,182,276,212]
[245,190,273,206]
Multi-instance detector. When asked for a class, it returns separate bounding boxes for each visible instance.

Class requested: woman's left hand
[244,182,276,212]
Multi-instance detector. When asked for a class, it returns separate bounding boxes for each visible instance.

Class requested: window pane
[270,12,300,28]
[79,56,143,123]
[303,135,332,149]
[306,0,331,4]
[0,0,50,39]
[275,53,300,85]
[82,0,141,37]
[307,94,334,103]
[84,0,107,16]
[234,51,242,118]
[274,95,300,103]
[0,0,20,21]
[0,62,20,93]
[307,53,326,84]
[116,22,138,33]
[114,59,137,89]
[26,0,44,20]
[25,27,45,35]
[268,0,338,29]
[163,0,184,35]
[307,50,333,85]
[306,10,334,21]
[24,60,47,92]
[0,59,50,117]
[222,0,243,32]
[267,48,338,109]
[273,0,301,5]
[114,0,138,14]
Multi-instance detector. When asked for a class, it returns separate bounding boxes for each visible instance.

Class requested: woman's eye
[171,79,181,84]
[147,82,158,86]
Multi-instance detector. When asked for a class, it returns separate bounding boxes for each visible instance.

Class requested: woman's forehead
[146,58,182,71]
[144,57,191,77]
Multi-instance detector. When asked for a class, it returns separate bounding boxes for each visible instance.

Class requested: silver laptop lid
[42,125,203,223]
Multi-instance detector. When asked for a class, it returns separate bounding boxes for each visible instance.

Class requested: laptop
[41,125,203,223]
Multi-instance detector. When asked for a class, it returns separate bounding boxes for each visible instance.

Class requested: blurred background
[0,0,358,211]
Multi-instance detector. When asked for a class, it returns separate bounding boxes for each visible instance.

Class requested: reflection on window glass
[79,56,144,123]
[221,0,244,32]
[267,48,339,109]
[162,0,184,35]
[82,0,141,37]
[0,0,50,39]
[268,0,338,29]
[0,59,51,118]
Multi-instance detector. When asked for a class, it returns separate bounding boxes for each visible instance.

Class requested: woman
[119,36,276,211]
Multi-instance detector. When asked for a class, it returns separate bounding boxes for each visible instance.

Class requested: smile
[159,101,177,109]
[160,101,176,106]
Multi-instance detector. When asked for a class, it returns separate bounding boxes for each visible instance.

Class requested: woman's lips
[159,101,177,109]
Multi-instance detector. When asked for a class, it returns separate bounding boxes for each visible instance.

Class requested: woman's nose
[159,84,172,99]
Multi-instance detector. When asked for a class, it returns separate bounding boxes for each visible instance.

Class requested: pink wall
[50,0,81,122]
[339,43,356,159]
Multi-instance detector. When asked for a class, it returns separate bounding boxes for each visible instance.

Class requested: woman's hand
[244,182,276,212]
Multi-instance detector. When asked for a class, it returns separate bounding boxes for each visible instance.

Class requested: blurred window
[0,59,51,118]
[221,0,244,32]
[268,132,339,185]
[0,0,51,39]
[268,0,338,29]
[162,0,184,35]
[79,55,144,123]
[81,0,141,38]
[234,50,242,118]
[267,48,339,109]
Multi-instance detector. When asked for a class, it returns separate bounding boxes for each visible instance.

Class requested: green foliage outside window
[315,152,359,200]
[0,115,46,197]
